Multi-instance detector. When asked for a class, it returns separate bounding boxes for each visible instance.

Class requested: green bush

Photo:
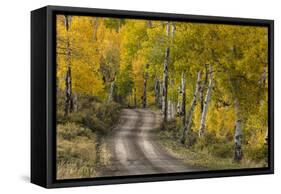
[57,123,92,140]
[210,143,233,158]
[244,144,268,163]
[185,130,198,147]
[57,92,121,135]
[194,131,217,150]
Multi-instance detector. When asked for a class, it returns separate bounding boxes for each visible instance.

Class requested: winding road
[101,108,198,177]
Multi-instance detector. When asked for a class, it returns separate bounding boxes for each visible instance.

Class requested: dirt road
[102,108,198,176]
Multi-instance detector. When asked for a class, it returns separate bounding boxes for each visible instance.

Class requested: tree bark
[73,92,78,112]
[64,65,73,115]
[200,64,209,114]
[229,77,243,162]
[171,24,176,42]
[108,80,115,103]
[142,71,148,108]
[181,72,186,126]
[167,100,176,121]
[154,78,161,107]
[168,100,172,120]
[147,20,153,28]
[180,71,201,144]
[261,64,267,86]
[198,65,213,137]
[162,22,170,126]
[92,18,99,42]
[64,15,73,116]
[265,128,268,145]
[234,97,243,162]
[134,87,137,108]
[177,85,181,116]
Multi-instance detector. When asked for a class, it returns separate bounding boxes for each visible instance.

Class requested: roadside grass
[56,92,121,179]
[57,123,111,179]
[157,120,267,170]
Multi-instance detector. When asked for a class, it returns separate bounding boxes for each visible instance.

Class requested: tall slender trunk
[200,64,209,114]
[134,87,137,108]
[234,97,243,162]
[181,72,186,126]
[229,77,243,162]
[108,80,115,103]
[64,15,73,116]
[168,68,176,120]
[167,101,176,121]
[177,85,181,116]
[159,81,163,107]
[142,71,148,108]
[180,71,201,144]
[92,18,99,42]
[73,92,78,112]
[198,65,213,137]
[171,24,176,42]
[154,78,161,107]
[265,128,268,145]
[172,102,176,119]
[167,23,177,121]
[168,100,171,120]
[162,22,170,126]
[261,64,267,86]
[65,65,73,115]
[147,20,152,28]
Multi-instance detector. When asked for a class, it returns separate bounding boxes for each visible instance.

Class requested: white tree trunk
[198,66,213,137]
[177,85,181,116]
[168,100,172,120]
[162,22,170,125]
[200,64,209,114]
[108,80,115,103]
[181,71,201,144]
[73,92,78,112]
[265,127,268,145]
[234,97,243,161]
[172,102,176,119]
[181,72,186,126]
[64,15,73,116]
[92,18,99,41]
[167,100,176,121]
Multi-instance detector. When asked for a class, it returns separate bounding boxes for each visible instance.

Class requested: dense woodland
[56,15,268,178]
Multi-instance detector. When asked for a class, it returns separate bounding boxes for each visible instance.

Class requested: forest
[56,15,268,179]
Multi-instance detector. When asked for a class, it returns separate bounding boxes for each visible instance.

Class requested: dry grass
[56,123,111,179]
[157,126,267,170]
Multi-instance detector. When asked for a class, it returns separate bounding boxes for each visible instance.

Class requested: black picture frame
[31,5,274,188]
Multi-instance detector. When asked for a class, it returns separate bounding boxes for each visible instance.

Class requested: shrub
[57,93,121,135]
[186,130,198,147]
[244,144,268,163]
[57,123,93,140]
[210,143,233,158]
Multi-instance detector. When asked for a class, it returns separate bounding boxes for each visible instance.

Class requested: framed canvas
[31,5,274,188]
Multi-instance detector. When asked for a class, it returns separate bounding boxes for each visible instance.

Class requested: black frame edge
[268,20,274,174]
[45,5,273,25]
[31,6,48,188]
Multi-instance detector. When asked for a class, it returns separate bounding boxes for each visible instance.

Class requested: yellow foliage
[56,15,104,97]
